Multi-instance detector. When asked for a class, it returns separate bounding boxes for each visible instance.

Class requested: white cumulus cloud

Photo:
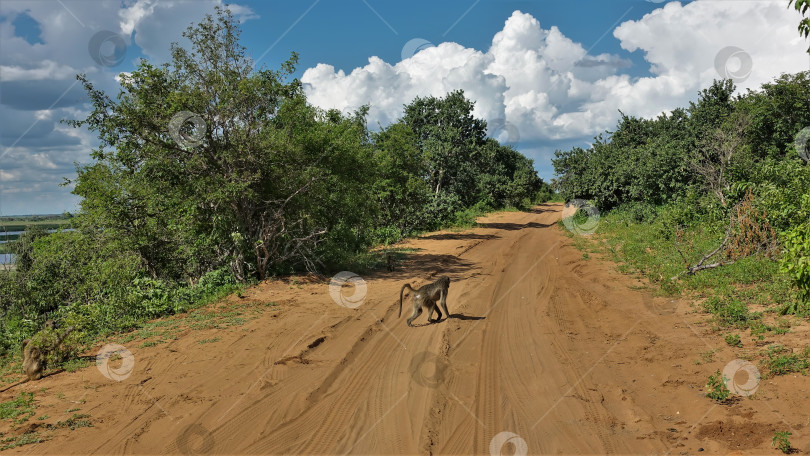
[301,2,809,149]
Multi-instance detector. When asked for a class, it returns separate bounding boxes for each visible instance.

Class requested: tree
[691,113,750,206]
[790,0,810,52]
[68,7,373,281]
[371,123,432,236]
[401,90,487,199]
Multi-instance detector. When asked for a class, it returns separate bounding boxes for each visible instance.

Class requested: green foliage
[51,413,92,431]
[702,295,753,328]
[762,345,810,376]
[0,393,35,424]
[705,370,731,402]
[790,0,810,52]
[1,8,546,371]
[772,430,793,454]
[0,432,42,451]
[554,71,810,314]
[780,218,810,308]
[725,333,742,347]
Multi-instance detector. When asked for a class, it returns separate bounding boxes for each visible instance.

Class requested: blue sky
[0,0,807,215]
[238,1,668,80]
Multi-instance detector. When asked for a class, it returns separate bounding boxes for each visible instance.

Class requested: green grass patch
[49,413,92,431]
[725,333,742,347]
[584,206,797,330]
[1,431,43,450]
[61,357,92,373]
[0,392,36,424]
[761,345,810,377]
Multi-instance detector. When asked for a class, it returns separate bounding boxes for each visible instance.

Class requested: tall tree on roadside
[401,90,487,200]
[68,7,373,281]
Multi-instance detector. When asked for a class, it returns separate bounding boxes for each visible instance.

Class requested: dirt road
[3,203,808,454]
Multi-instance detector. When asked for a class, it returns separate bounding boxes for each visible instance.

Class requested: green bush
[705,369,731,402]
[781,219,810,308]
[772,431,792,454]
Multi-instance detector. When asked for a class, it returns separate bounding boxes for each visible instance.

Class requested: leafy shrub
[781,220,810,309]
[772,431,792,454]
[725,333,742,347]
[705,369,731,402]
[423,192,464,229]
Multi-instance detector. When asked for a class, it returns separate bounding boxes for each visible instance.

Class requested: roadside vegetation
[0,8,549,372]
[554,69,810,381]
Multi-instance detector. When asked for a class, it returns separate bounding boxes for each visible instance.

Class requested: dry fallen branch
[670,190,777,281]
[671,221,735,281]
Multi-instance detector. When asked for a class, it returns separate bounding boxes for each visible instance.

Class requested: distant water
[0,229,69,237]
[0,228,75,244]
[0,254,14,265]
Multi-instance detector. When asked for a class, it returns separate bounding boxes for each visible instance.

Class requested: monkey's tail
[399,284,412,318]
[0,378,29,393]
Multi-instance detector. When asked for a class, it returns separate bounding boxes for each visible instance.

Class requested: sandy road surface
[3,203,808,455]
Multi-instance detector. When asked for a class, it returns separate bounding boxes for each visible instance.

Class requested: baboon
[399,276,451,327]
[21,324,75,381]
[386,253,396,272]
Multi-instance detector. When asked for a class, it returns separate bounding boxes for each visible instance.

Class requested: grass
[725,333,742,347]
[696,348,718,365]
[0,392,36,424]
[563,204,810,391]
[62,358,92,373]
[1,432,43,450]
[49,413,92,430]
[761,345,810,377]
[578,206,799,332]
[0,400,91,450]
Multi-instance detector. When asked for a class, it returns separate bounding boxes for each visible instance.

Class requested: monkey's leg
[438,290,450,320]
[407,303,423,327]
[428,300,442,323]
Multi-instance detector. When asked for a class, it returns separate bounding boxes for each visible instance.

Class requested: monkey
[21,324,75,381]
[399,276,451,327]
[20,340,44,381]
[386,253,396,272]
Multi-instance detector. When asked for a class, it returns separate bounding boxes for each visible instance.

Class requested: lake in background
[0,254,14,265]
